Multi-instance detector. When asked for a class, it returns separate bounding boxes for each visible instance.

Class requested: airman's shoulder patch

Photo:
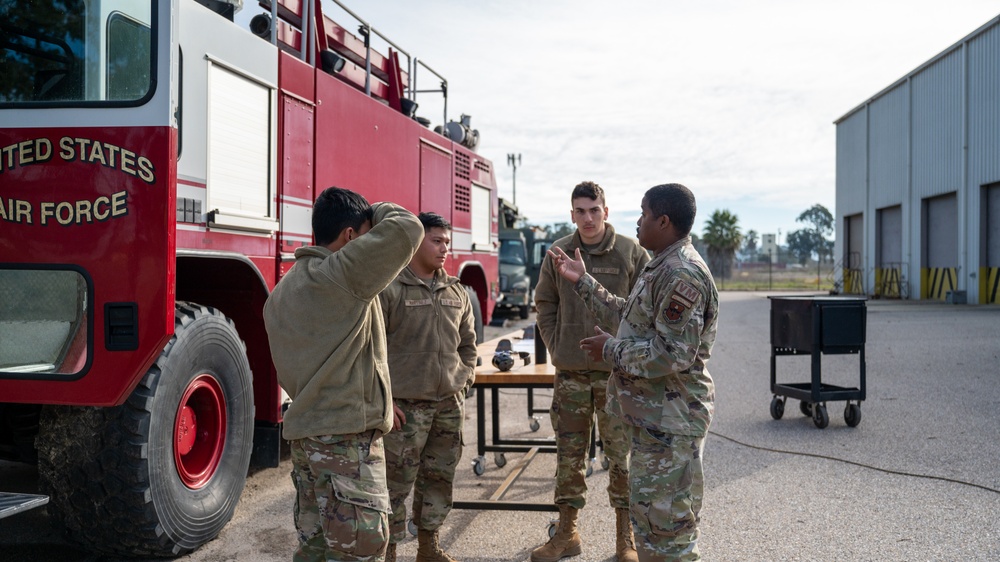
[662,279,701,327]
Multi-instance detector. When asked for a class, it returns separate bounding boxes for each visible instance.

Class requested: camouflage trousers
[550,369,630,510]
[628,426,705,562]
[289,430,390,562]
[383,393,464,543]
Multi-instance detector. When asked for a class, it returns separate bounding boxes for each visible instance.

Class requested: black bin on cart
[768,296,867,429]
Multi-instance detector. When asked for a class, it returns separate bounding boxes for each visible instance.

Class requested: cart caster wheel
[812,404,829,429]
[529,418,541,432]
[601,455,610,471]
[494,453,507,468]
[799,400,813,417]
[408,519,418,537]
[472,457,486,476]
[547,521,557,538]
[844,403,862,427]
[770,396,785,420]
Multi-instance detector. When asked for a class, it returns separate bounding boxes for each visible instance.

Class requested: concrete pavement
[3,292,999,561]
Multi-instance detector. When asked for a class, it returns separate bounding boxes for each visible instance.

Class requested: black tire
[769,396,784,420]
[799,400,813,417]
[465,286,485,343]
[518,305,530,319]
[37,302,254,557]
[812,404,830,429]
[844,403,862,427]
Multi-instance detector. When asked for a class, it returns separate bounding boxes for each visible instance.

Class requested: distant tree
[786,229,814,265]
[795,204,834,262]
[690,233,706,255]
[741,229,759,261]
[546,222,575,240]
[702,210,742,281]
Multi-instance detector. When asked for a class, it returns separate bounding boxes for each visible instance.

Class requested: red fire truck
[0,0,499,556]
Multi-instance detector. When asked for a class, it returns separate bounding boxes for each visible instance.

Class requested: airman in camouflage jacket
[575,236,718,437]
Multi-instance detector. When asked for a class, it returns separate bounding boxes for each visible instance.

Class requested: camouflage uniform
[549,369,630,509]
[290,430,391,562]
[535,224,649,511]
[575,236,718,561]
[383,394,464,541]
[265,202,423,562]
[379,267,477,544]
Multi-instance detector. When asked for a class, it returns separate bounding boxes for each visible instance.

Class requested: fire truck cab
[0,0,499,556]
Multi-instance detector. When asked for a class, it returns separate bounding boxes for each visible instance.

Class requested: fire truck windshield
[0,1,153,106]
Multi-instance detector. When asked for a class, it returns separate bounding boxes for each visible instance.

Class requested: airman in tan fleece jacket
[378,212,476,562]
[264,189,423,562]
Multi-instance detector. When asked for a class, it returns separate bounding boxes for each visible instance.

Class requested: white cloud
[316,0,1000,239]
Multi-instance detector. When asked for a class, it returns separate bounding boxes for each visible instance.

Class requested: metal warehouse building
[834,14,1000,304]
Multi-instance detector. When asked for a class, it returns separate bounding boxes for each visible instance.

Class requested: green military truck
[496,199,550,320]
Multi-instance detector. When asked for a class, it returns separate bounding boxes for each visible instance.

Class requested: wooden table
[453,331,558,512]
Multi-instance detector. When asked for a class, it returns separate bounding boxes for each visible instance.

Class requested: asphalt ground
[3,292,1000,561]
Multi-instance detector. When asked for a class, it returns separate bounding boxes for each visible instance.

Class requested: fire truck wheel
[465,285,484,343]
[37,302,254,557]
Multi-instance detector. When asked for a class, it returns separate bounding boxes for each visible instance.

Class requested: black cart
[768,295,867,429]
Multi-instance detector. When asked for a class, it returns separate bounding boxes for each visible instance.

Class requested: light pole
[507,153,521,206]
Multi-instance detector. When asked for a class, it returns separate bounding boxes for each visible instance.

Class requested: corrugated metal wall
[835,111,868,216]
[876,205,904,297]
[869,85,909,208]
[988,185,1000,265]
[834,15,1000,303]
[834,110,867,280]
[969,24,1000,191]
[911,49,964,200]
[877,205,903,265]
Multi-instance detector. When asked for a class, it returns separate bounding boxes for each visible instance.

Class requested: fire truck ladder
[259,0,451,127]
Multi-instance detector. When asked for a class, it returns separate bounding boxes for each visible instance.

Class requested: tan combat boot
[384,541,396,562]
[530,505,582,562]
[615,508,639,562]
[416,529,459,562]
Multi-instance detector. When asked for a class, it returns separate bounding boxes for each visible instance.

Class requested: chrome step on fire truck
[0,0,499,556]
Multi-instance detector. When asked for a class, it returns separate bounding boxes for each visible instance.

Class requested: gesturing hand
[547,246,586,284]
[580,325,612,363]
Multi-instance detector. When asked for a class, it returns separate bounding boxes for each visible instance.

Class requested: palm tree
[702,210,743,285]
[742,229,759,261]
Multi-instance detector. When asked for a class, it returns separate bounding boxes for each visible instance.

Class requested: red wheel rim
[173,374,227,489]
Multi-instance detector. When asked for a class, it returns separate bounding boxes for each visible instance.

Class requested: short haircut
[645,183,697,237]
[571,181,606,206]
[312,187,373,246]
[418,212,452,231]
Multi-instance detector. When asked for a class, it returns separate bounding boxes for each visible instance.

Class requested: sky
[303,1,1000,244]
